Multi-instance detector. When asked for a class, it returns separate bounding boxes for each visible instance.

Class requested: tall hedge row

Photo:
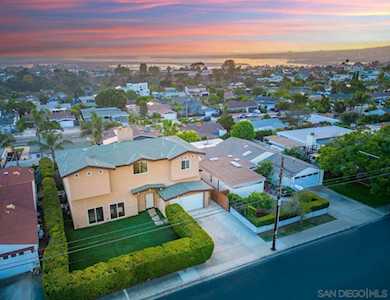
[39,159,214,300]
[39,158,55,178]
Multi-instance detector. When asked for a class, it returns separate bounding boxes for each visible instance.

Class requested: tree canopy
[318,127,390,195]
[177,130,201,143]
[95,88,127,108]
[230,120,255,140]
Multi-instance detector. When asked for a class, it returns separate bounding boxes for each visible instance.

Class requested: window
[74,173,80,178]
[133,160,148,174]
[86,171,92,176]
[98,169,104,175]
[181,159,190,170]
[18,251,24,256]
[88,207,104,224]
[110,202,125,219]
[11,254,16,258]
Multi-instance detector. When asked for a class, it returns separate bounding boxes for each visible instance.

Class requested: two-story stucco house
[56,137,212,229]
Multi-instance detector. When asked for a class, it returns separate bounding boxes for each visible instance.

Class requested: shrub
[231,191,329,228]
[40,164,214,300]
[39,157,55,178]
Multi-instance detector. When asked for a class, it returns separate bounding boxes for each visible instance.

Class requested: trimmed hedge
[229,191,330,228]
[39,158,55,178]
[40,159,214,300]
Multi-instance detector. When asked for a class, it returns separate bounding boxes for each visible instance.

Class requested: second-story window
[133,160,148,174]
[181,159,190,170]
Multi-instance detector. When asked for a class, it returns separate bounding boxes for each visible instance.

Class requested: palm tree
[81,112,104,145]
[161,120,178,136]
[0,133,16,168]
[38,131,71,164]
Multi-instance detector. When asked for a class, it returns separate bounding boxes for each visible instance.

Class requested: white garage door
[171,192,204,211]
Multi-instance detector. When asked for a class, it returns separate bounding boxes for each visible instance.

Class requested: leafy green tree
[139,63,147,74]
[334,101,346,114]
[95,88,127,109]
[136,96,150,117]
[177,130,201,143]
[340,112,360,125]
[252,86,265,96]
[283,147,309,162]
[256,160,273,180]
[230,120,255,140]
[318,127,390,196]
[217,113,234,131]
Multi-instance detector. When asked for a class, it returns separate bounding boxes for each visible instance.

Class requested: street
[160,216,390,300]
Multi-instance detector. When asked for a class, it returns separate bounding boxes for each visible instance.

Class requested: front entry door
[146,193,154,209]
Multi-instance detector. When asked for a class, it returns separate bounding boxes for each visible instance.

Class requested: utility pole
[271,155,284,251]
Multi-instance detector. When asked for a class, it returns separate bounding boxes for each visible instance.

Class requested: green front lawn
[330,182,390,207]
[259,214,336,241]
[65,211,178,271]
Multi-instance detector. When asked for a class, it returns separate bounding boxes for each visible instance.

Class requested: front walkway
[102,188,387,300]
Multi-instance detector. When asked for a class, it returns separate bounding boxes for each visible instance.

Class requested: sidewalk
[102,190,386,300]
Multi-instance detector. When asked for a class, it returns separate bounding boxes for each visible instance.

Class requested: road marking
[123,289,130,300]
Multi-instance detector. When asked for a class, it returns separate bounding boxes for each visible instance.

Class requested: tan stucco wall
[64,153,202,229]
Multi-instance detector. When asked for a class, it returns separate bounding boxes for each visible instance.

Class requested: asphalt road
[160,216,390,300]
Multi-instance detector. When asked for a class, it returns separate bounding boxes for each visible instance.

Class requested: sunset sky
[1,0,390,58]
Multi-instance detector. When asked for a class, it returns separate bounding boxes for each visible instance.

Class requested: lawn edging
[39,159,214,300]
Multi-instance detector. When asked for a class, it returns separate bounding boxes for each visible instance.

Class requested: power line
[323,166,390,184]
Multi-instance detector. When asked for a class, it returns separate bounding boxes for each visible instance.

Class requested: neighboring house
[255,96,278,111]
[56,137,213,229]
[364,108,390,117]
[306,114,339,125]
[200,156,265,197]
[226,100,258,113]
[249,118,287,132]
[102,125,160,145]
[0,110,17,134]
[172,97,203,116]
[73,95,96,107]
[184,85,209,97]
[80,107,129,124]
[50,111,76,128]
[153,88,186,99]
[118,82,150,97]
[0,168,39,279]
[264,135,305,151]
[372,92,390,104]
[277,126,352,150]
[147,102,177,121]
[204,137,323,190]
[182,122,227,139]
[40,101,71,113]
[191,138,224,150]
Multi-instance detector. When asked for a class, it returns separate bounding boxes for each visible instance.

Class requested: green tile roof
[159,180,212,201]
[56,136,204,177]
[131,184,166,194]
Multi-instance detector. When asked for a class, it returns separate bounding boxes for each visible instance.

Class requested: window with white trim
[133,160,148,174]
[181,159,190,170]
[88,207,104,224]
[110,202,125,219]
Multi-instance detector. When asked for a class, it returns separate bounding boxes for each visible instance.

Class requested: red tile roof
[0,168,37,245]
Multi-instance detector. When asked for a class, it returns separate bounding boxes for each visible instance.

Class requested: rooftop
[277,126,352,143]
[0,167,37,245]
[56,136,204,177]
[200,156,265,188]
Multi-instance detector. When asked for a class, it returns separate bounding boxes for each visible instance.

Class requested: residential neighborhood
[0,56,390,300]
